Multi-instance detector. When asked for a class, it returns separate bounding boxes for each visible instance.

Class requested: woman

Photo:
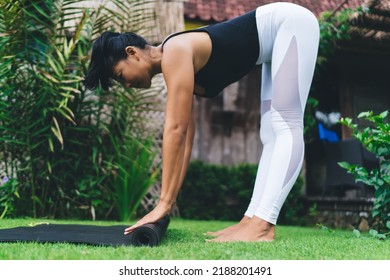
[84,2,319,242]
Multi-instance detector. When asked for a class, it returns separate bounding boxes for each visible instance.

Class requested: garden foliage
[339,111,390,233]
[0,0,159,220]
[317,8,355,64]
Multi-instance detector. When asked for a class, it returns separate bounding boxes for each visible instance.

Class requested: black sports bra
[162,10,259,98]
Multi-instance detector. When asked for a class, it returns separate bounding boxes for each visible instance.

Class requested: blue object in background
[318,123,339,142]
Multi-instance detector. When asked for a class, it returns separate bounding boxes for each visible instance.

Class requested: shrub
[177,161,231,220]
[339,111,389,233]
[177,161,306,225]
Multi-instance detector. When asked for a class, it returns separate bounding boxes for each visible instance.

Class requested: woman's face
[113,47,151,89]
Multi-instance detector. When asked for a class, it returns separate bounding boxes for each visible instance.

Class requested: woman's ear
[125,46,138,59]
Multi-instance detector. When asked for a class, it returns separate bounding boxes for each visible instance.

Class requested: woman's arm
[176,99,196,192]
[124,40,195,234]
[158,41,195,209]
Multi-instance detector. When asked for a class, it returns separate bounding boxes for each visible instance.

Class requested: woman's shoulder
[162,31,212,76]
[162,28,210,48]
[161,37,192,72]
[161,33,197,63]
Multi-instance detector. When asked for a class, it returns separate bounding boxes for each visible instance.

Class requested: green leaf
[338,161,350,169]
[59,86,81,94]
[376,234,386,240]
[352,229,361,238]
[379,110,389,119]
[357,111,372,119]
[369,229,378,237]
[339,117,352,127]
[51,117,63,149]
[48,138,54,152]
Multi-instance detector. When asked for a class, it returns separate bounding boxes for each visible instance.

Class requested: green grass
[0,218,389,260]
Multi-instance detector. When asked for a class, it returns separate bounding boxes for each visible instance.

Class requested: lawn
[0,218,389,260]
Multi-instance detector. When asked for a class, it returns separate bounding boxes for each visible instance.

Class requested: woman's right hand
[124,201,171,235]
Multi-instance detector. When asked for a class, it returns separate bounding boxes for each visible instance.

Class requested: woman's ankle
[250,216,275,231]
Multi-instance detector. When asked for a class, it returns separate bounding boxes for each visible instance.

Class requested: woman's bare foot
[205,216,251,237]
[208,216,275,242]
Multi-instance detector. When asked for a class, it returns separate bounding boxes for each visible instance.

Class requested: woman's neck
[146,44,163,76]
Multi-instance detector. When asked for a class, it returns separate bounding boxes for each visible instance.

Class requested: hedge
[177,161,307,225]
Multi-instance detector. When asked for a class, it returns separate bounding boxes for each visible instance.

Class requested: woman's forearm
[159,101,196,209]
[176,102,196,191]
[159,127,187,208]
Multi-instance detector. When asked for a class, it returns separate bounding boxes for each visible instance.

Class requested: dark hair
[84,31,148,90]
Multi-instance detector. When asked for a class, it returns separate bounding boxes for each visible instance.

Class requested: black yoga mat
[0,215,170,247]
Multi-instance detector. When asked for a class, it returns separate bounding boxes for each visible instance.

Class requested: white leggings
[244,3,319,224]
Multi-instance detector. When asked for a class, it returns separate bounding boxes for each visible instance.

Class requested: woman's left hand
[124,202,171,235]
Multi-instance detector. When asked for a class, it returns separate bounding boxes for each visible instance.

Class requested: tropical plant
[339,111,390,233]
[0,0,160,219]
[108,136,159,221]
[0,178,19,219]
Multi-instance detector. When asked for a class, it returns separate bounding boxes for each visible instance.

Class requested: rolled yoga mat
[0,215,170,247]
